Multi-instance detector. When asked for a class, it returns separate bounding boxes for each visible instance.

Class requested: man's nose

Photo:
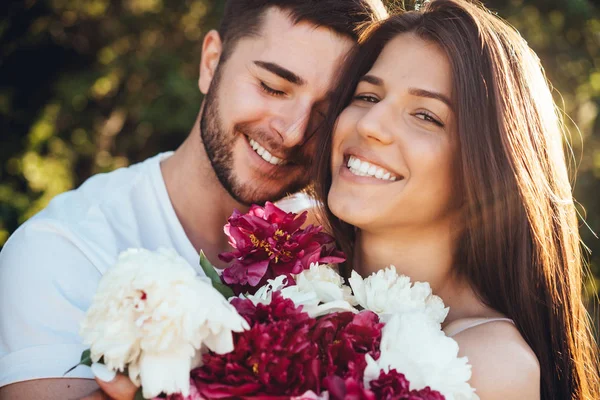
[269,103,312,148]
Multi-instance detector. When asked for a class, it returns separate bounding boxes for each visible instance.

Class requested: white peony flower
[292,390,330,400]
[349,266,448,324]
[245,264,358,317]
[295,263,357,305]
[363,312,478,400]
[80,248,249,399]
[245,275,289,305]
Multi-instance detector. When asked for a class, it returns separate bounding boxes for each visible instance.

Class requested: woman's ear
[199,30,223,94]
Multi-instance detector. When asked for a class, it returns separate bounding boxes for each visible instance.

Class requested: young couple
[0,0,598,399]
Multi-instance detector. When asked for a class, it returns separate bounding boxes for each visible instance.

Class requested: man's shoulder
[1,153,171,274]
[0,153,182,388]
[41,153,167,223]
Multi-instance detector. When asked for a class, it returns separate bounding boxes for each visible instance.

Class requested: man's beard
[199,68,310,206]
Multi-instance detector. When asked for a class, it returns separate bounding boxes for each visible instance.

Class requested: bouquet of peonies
[76,203,478,400]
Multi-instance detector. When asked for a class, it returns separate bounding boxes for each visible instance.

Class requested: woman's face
[328,33,458,232]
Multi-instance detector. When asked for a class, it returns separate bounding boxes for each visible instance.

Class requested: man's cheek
[227,83,267,119]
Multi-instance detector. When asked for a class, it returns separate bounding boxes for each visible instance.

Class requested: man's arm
[82,372,139,400]
[0,221,104,397]
[0,378,98,400]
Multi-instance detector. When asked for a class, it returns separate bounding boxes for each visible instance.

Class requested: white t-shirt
[0,152,314,387]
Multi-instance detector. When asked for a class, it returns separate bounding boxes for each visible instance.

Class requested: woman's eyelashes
[260,81,286,97]
[413,111,444,127]
[353,93,445,128]
[353,93,380,103]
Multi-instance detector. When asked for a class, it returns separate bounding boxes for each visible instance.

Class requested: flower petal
[138,347,194,398]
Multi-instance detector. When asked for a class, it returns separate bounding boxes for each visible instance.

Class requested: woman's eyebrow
[358,74,383,86]
[409,88,453,110]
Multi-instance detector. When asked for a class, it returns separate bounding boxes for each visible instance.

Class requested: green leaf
[80,349,93,366]
[63,349,93,375]
[134,388,145,400]
[213,281,235,299]
[199,250,221,284]
[199,250,235,299]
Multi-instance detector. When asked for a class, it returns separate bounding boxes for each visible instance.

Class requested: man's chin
[233,191,291,207]
[231,181,309,206]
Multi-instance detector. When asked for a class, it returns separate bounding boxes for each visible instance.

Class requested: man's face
[200,8,354,205]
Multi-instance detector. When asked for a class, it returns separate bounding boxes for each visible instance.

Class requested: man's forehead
[241,8,354,87]
[257,7,349,51]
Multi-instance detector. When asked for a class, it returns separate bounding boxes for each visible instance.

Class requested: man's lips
[248,137,286,166]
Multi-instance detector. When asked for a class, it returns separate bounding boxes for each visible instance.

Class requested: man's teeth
[346,155,398,181]
[249,138,284,165]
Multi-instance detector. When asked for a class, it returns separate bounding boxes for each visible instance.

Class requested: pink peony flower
[191,292,320,397]
[313,311,383,383]
[219,202,345,294]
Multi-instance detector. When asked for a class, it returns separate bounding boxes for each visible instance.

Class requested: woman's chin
[328,193,376,229]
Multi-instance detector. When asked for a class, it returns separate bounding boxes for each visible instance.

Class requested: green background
[1,0,599,324]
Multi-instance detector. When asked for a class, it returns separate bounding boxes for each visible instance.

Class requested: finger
[94,375,138,400]
[91,364,138,400]
[79,389,110,400]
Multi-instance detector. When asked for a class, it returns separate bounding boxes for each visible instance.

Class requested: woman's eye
[353,94,379,103]
[260,82,286,97]
[415,111,444,127]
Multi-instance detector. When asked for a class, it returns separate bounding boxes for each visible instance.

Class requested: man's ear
[199,30,223,94]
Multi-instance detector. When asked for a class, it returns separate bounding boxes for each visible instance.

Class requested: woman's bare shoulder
[451,319,540,400]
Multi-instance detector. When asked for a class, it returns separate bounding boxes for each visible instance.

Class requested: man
[0,0,387,398]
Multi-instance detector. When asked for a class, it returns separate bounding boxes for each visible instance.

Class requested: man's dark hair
[218,0,387,60]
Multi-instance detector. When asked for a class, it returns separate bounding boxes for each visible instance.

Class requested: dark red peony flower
[161,380,203,399]
[368,369,410,399]
[368,369,445,400]
[323,376,375,400]
[312,311,383,383]
[321,369,445,400]
[219,202,345,294]
[405,387,446,400]
[191,292,320,398]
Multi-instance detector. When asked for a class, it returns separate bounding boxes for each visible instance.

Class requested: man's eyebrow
[359,74,383,86]
[408,88,453,109]
[253,61,305,85]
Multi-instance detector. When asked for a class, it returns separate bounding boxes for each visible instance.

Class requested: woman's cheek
[334,106,362,143]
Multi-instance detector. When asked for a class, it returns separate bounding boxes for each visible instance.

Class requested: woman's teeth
[249,138,284,165]
[346,155,398,181]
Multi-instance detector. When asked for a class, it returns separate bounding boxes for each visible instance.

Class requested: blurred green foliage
[0,0,599,315]
[0,0,221,243]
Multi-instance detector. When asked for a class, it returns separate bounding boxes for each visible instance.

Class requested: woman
[314,0,600,399]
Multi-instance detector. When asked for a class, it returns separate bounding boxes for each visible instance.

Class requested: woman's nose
[356,102,394,145]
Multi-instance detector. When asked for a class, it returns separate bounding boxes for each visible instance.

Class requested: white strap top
[445,317,515,337]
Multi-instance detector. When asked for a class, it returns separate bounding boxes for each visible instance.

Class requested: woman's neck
[355,220,490,323]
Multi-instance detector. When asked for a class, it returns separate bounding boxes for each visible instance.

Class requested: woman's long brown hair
[313,1,600,398]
